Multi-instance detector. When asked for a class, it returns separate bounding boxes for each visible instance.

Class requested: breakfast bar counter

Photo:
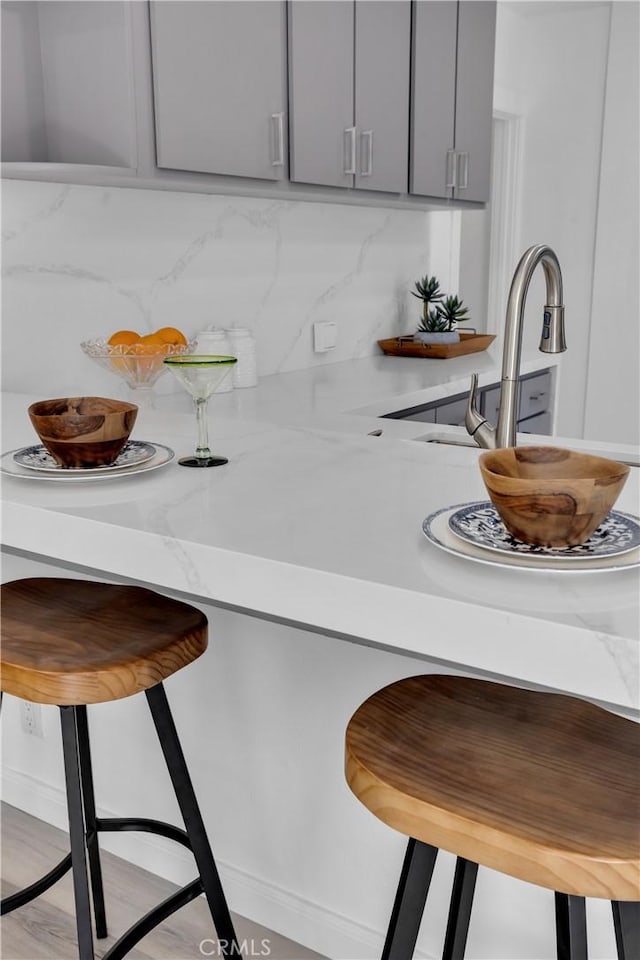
[2,387,638,715]
[2,378,638,960]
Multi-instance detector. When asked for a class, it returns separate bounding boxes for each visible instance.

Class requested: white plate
[447,501,640,561]
[1,443,175,482]
[13,440,157,474]
[422,504,640,573]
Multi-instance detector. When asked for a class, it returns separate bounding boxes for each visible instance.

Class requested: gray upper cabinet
[288,1,354,188]
[410,1,457,200]
[3,0,495,207]
[289,1,411,193]
[150,1,288,181]
[354,1,411,193]
[1,0,136,168]
[411,1,496,202]
[453,1,497,202]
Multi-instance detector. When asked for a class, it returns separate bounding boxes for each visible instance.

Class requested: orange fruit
[154,326,188,347]
[108,330,140,347]
[133,334,168,377]
[138,333,167,348]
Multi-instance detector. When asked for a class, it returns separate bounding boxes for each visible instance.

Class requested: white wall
[1,179,459,397]
[584,1,640,446]
[493,1,613,441]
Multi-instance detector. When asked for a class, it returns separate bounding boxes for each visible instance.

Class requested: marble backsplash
[1,179,459,397]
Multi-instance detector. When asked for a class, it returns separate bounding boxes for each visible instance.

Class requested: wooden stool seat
[346,675,640,901]
[1,577,238,960]
[1,578,208,704]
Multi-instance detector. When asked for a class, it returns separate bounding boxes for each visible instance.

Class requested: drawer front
[481,384,500,423]
[519,371,551,421]
[434,395,468,426]
[518,411,552,436]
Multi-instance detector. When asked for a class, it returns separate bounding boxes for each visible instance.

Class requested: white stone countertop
[2,351,639,714]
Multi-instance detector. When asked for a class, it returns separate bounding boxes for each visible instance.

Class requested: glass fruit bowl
[81,337,196,406]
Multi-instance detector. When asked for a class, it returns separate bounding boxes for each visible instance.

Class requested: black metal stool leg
[612,901,640,960]
[76,705,108,939]
[145,683,239,957]
[382,838,439,960]
[555,893,587,960]
[60,706,95,960]
[442,858,478,960]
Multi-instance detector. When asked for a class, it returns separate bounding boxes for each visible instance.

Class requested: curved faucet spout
[465,244,566,449]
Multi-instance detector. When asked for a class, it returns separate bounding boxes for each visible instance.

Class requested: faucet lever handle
[465,374,484,430]
[465,374,497,449]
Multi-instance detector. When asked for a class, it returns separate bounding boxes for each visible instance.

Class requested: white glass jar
[226,328,258,388]
[194,329,234,392]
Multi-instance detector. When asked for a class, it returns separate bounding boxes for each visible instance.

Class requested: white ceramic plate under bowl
[1,443,174,482]
[447,501,640,561]
[422,504,640,573]
[13,440,157,474]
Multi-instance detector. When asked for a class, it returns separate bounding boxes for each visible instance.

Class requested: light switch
[313,321,337,353]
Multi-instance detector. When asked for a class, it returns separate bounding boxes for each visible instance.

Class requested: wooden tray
[378,332,496,360]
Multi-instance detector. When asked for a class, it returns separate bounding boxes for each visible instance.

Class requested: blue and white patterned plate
[2,443,174,482]
[13,440,156,473]
[422,504,640,573]
[448,501,640,560]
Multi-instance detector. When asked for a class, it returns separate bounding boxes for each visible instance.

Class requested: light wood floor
[1,804,326,960]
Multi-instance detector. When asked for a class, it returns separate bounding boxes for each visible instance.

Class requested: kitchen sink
[414,431,640,467]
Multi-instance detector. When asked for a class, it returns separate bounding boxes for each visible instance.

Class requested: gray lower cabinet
[519,411,552,435]
[288,0,410,193]
[434,395,468,427]
[411,1,496,202]
[483,371,552,425]
[384,370,553,435]
[150,1,288,180]
[519,370,551,421]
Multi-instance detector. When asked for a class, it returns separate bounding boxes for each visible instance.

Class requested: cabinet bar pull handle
[271,112,285,167]
[344,127,357,175]
[360,130,373,176]
[445,149,457,188]
[457,151,469,189]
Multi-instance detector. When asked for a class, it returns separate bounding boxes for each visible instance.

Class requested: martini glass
[163,355,237,467]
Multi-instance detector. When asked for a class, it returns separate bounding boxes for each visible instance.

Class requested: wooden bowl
[478,446,630,548]
[28,397,138,469]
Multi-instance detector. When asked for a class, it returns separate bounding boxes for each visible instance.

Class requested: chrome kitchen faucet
[465,244,566,449]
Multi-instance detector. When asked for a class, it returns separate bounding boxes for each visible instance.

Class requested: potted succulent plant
[411,275,442,341]
[412,275,470,344]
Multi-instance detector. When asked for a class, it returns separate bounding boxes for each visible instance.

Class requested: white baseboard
[1,766,435,960]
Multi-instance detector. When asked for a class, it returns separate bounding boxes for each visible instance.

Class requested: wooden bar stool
[0,577,239,960]
[345,675,640,960]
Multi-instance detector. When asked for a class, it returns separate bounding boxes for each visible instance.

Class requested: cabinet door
[151,1,287,180]
[519,411,552,436]
[410,1,457,199]
[288,0,354,187]
[434,395,468,427]
[355,1,411,193]
[453,1,496,202]
[481,383,501,424]
[519,371,552,421]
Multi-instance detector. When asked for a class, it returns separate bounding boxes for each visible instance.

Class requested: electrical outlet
[313,321,337,353]
[21,701,44,738]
